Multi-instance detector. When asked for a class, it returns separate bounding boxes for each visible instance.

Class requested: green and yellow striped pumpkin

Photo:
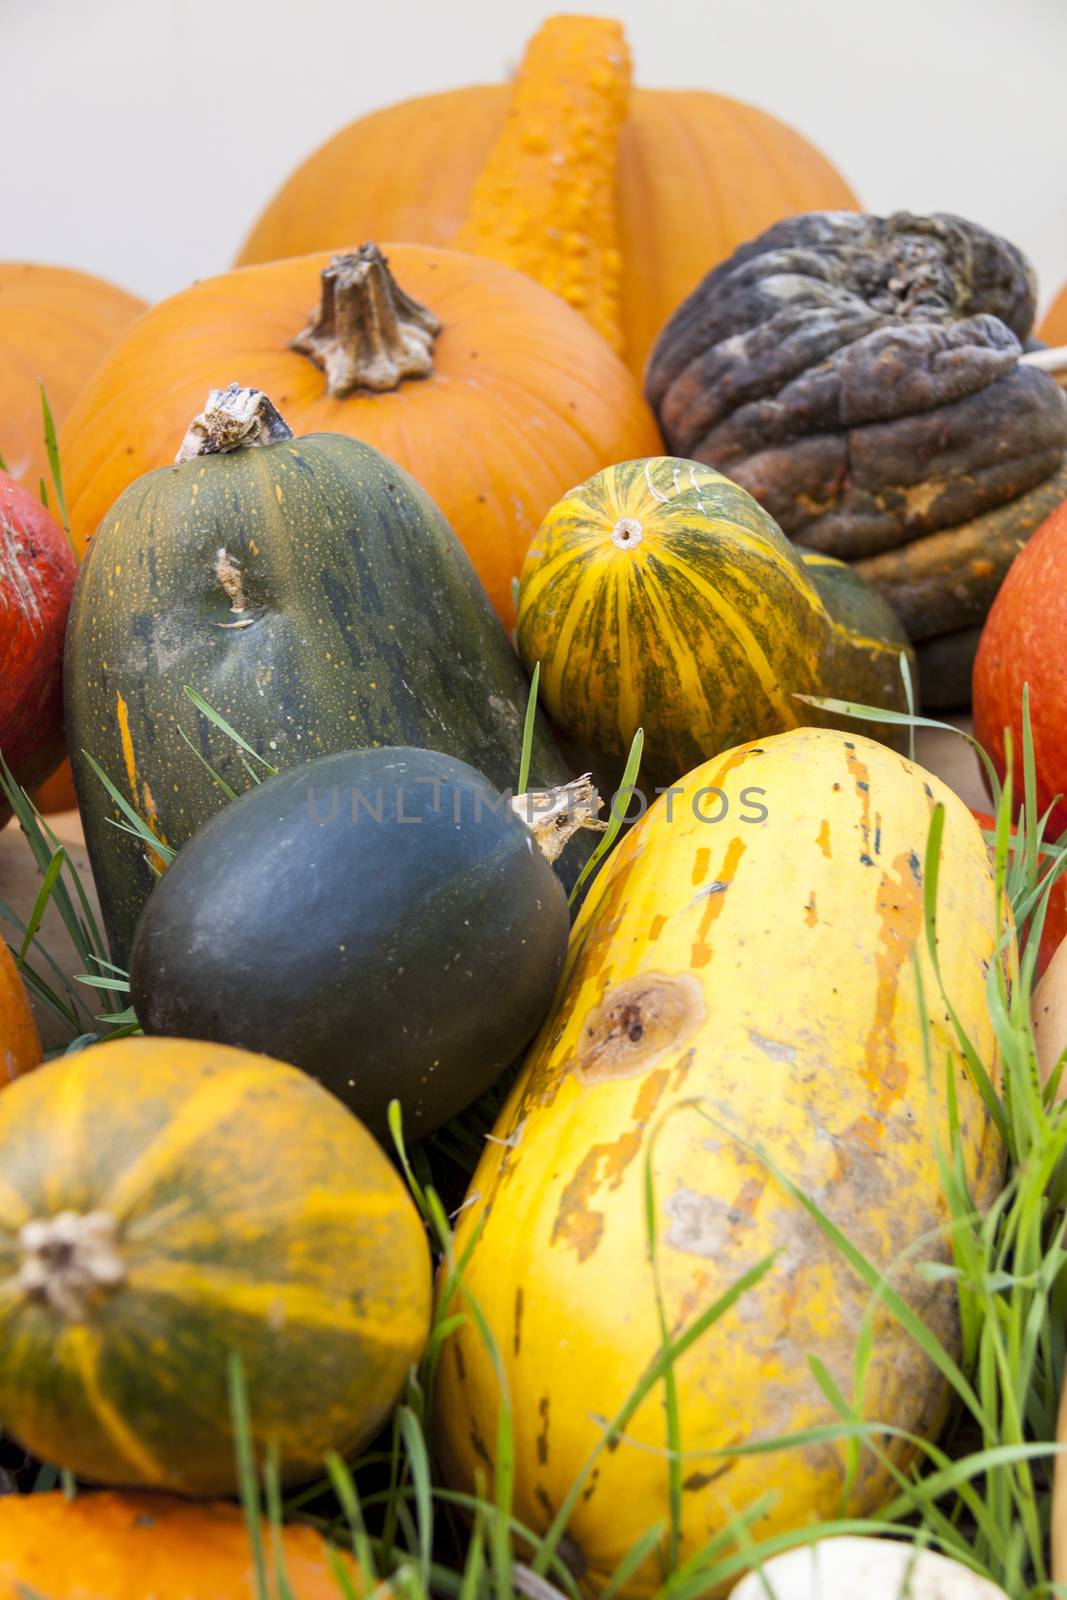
[0,1037,431,1495]
[517,458,913,789]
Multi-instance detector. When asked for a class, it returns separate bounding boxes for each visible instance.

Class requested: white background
[4,0,1066,318]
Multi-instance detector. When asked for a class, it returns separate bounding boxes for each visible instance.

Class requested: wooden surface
[0,717,988,1048]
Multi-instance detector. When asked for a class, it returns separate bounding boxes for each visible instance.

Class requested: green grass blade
[184,686,278,774]
[568,728,643,908]
[81,750,176,864]
[39,382,75,554]
[227,1353,270,1600]
[517,662,541,797]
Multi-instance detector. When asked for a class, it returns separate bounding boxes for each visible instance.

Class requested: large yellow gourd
[436,727,1004,1596]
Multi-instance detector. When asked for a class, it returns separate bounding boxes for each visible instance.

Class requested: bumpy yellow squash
[435,727,1003,1596]
[516,459,912,790]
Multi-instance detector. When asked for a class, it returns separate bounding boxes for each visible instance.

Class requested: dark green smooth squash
[129,747,573,1140]
[64,387,573,963]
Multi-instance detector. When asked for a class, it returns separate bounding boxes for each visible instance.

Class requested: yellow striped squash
[435,727,1004,1596]
[517,459,914,790]
[0,1037,431,1494]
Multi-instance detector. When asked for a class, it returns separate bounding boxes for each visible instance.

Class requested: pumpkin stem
[18,1209,126,1322]
[454,15,631,356]
[176,384,294,463]
[512,774,606,863]
[291,245,441,397]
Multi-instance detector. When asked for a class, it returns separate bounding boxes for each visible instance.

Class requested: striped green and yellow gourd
[517,458,913,790]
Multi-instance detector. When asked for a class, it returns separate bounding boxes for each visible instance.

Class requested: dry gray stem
[176,384,294,463]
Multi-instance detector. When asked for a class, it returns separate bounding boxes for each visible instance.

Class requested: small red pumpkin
[0,473,76,825]
[973,498,1067,847]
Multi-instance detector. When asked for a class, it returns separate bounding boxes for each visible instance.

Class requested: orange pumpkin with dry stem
[0,1491,357,1600]
[60,243,658,624]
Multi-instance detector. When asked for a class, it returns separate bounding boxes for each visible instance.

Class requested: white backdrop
[4,0,1066,317]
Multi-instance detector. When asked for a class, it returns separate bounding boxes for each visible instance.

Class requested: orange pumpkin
[31,764,78,812]
[1041,280,1067,346]
[0,939,42,1085]
[0,1492,357,1600]
[0,262,144,493]
[236,16,858,375]
[60,243,659,624]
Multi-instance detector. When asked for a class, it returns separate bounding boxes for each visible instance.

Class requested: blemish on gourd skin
[855,849,924,1133]
[551,1065,672,1259]
[666,1176,766,1260]
[691,836,745,968]
[513,1286,524,1356]
[816,819,831,858]
[536,1394,551,1464]
[843,741,874,864]
[804,891,817,927]
[574,974,705,1084]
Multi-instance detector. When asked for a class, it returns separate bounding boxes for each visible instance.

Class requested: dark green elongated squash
[130,747,579,1140]
[65,386,573,962]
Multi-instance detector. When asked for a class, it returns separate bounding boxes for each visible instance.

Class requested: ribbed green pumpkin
[65,390,572,962]
[0,1037,431,1495]
[516,458,912,790]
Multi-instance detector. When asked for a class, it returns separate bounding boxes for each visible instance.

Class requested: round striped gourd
[517,458,911,790]
[435,727,1004,1595]
[64,386,574,964]
[0,1492,358,1600]
[0,1037,431,1495]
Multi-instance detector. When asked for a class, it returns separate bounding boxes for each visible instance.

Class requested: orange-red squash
[0,471,77,823]
[974,498,1067,843]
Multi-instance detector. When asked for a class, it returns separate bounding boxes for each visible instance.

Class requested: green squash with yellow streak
[64,387,573,962]
[517,458,913,790]
[0,1036,430,1494]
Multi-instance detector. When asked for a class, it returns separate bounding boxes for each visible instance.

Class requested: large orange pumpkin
[0,262,144,493]
[0,939,42,1085]
[237,16,858,374]
[60,243,658,623]
[0,1492,357,1600]
[1041,281,1067,345]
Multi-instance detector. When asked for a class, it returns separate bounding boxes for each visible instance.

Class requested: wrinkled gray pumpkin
[646,213,1067,682]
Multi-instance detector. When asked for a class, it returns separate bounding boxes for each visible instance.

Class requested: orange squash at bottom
[0,941,41,1085]
[0,1492,357,1600]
